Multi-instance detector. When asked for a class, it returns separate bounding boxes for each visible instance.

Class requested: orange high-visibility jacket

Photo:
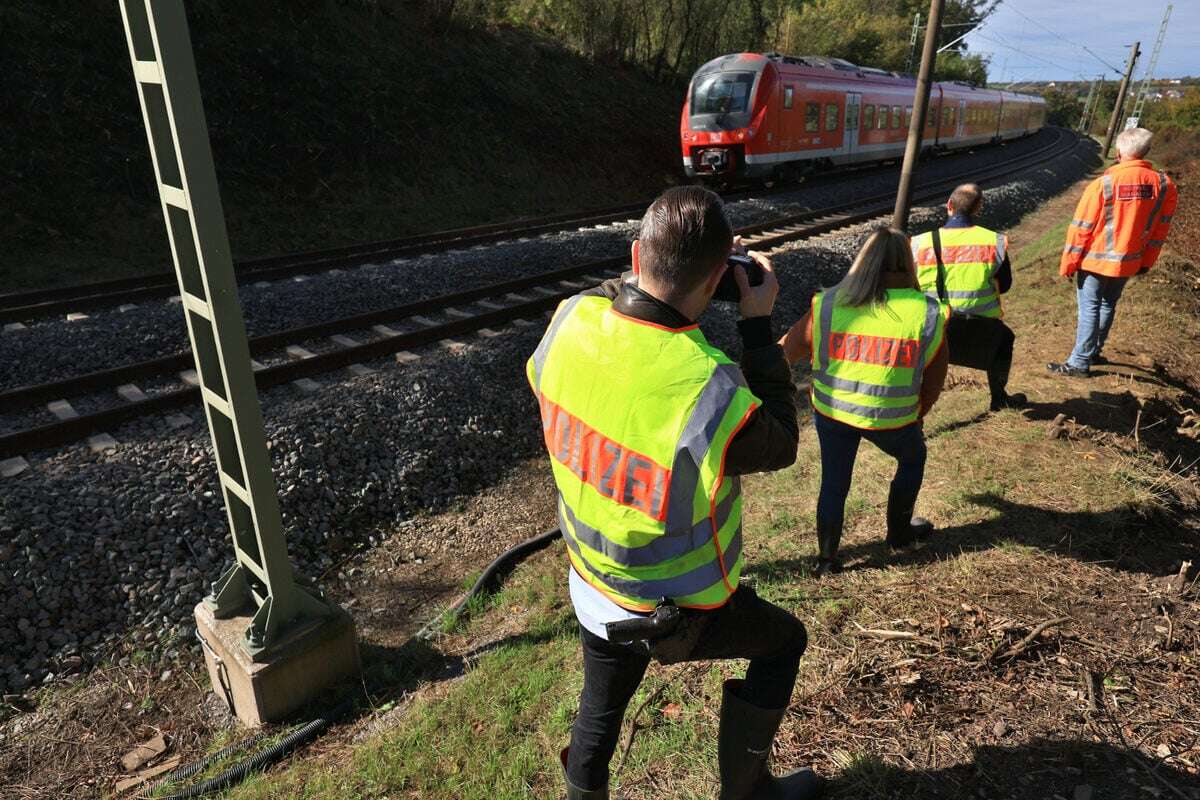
[1060,159,1177,278]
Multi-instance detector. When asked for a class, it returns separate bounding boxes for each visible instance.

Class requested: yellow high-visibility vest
[527,295,759,611]
[810,287,945,430]
[911,225,1007,318]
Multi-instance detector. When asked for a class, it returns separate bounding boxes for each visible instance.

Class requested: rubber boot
[885,485,933,550]
[718,680,822,799]
[560,748,608,799]
[813,518,843,576]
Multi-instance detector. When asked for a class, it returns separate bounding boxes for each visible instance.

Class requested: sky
[958,0,1199,85]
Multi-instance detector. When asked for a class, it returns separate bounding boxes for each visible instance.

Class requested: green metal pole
[116,0,329,658]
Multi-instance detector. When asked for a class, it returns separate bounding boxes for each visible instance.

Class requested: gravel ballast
[0,134,1096,697]
[0,129,1066,394]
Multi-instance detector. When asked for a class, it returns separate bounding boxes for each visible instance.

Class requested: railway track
[1,178,819,325]
[0,128,1081,460]
[0,134,1044,325]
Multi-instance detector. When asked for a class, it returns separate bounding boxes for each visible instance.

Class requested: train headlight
[736,130,746,141]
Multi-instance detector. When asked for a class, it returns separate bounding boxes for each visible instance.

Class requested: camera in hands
[713,253,764,302]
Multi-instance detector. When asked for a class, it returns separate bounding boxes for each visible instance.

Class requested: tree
[1042,87,1083,127]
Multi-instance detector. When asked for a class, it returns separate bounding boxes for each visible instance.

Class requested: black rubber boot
[560,747,608,799]
[989,391,1027,412]
[885,485,934,550]
[814,518,843,576]
[718,680,823,800]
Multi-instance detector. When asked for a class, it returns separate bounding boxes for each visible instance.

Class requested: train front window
[691,71,756,115]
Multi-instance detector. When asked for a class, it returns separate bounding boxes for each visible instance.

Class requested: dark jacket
[581,278,799,475]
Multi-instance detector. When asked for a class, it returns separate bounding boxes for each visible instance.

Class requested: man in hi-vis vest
[1048,127,1177,377]
[528,187,821,799]
[910,184,1026,412]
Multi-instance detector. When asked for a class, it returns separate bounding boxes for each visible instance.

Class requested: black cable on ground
[418,527,563,638]
[146,698,354,799]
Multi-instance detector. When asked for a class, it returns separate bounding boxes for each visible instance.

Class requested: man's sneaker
[1047,362,1090,378]
[990,392,1028,412]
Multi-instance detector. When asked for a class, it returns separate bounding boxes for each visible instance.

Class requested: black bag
[930,228,1012,371]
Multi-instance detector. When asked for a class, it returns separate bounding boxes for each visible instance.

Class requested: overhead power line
[973,31,1080,75]
[1004,5,1124,74]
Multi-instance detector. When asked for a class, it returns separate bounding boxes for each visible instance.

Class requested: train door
[957,99,967,140]
[844,93,861,160]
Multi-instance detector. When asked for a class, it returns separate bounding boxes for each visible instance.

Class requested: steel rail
[0,129,1082,458]
[0,132,1053,322]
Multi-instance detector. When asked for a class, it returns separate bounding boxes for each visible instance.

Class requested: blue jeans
[1067,271,1128,370]
[813,412,926,530]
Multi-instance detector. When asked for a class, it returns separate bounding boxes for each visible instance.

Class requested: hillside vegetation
[1,2,682,291]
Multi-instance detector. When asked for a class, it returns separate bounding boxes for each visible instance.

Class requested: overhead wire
[972,31,1082,77]
[1004,4,1124,73]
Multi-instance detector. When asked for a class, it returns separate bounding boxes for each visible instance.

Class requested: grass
[129,171,1200,798]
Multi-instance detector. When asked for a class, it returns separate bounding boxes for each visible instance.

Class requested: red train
[681,53,1047,182]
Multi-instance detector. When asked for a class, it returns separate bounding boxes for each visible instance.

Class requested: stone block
[194,602,359,727]
[444,308,475,319]
[286,345,315,361]
[394,351,420,364]
[165,413,192,429]
[179,369,200,387]
[330,334,360,348]
[345,363,375,377]
[47,399,78,420]
[372,324,401,338]
[1,456,30,478]
[476,300,506,311]
[66,312,89,322]
[4,322,28,332]
[118,304,138,313]
[117,384,148,403]
[411,315,439,327]
[292,378,321,393]
[440,339,467,353]
[87,433,118,453]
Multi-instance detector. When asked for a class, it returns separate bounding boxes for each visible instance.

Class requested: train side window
[805,102,820,132]
[863,104,875,130]
[783,86,794,110]
[825,102,838,131]
[891,105,901,129]
[905,105,913,129]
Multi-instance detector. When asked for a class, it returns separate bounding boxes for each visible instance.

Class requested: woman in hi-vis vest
[781,227,949,575]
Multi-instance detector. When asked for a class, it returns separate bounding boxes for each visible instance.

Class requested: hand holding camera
[714,236,778,319]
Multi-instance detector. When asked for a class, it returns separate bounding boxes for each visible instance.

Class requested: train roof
[692,52,1044,104]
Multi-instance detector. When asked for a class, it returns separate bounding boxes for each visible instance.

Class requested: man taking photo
[527,186,821,799]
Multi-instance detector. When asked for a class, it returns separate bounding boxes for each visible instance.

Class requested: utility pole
[905,13,922,74]
[1131,4,1173,123]
[893,0,945,231]
[1083,76,1105,134]
[1102,41,1140,159]
[116,0,358,726]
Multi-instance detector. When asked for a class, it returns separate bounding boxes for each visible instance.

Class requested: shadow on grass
[828,737,1200,799]
[755,492,1197,582]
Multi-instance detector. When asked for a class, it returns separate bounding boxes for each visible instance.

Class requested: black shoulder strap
[931,227,948,303]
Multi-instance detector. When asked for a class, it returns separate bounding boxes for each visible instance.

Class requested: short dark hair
[948,183,983,216]
[637,186,733,293]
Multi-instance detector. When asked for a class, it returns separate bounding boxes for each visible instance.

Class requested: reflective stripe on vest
[912,226,1004,318]
[810,288,943,430]
[526,295,759,611]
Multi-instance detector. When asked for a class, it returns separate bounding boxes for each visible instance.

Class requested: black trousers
[945,315,1016,400]
[565,584,808,790]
